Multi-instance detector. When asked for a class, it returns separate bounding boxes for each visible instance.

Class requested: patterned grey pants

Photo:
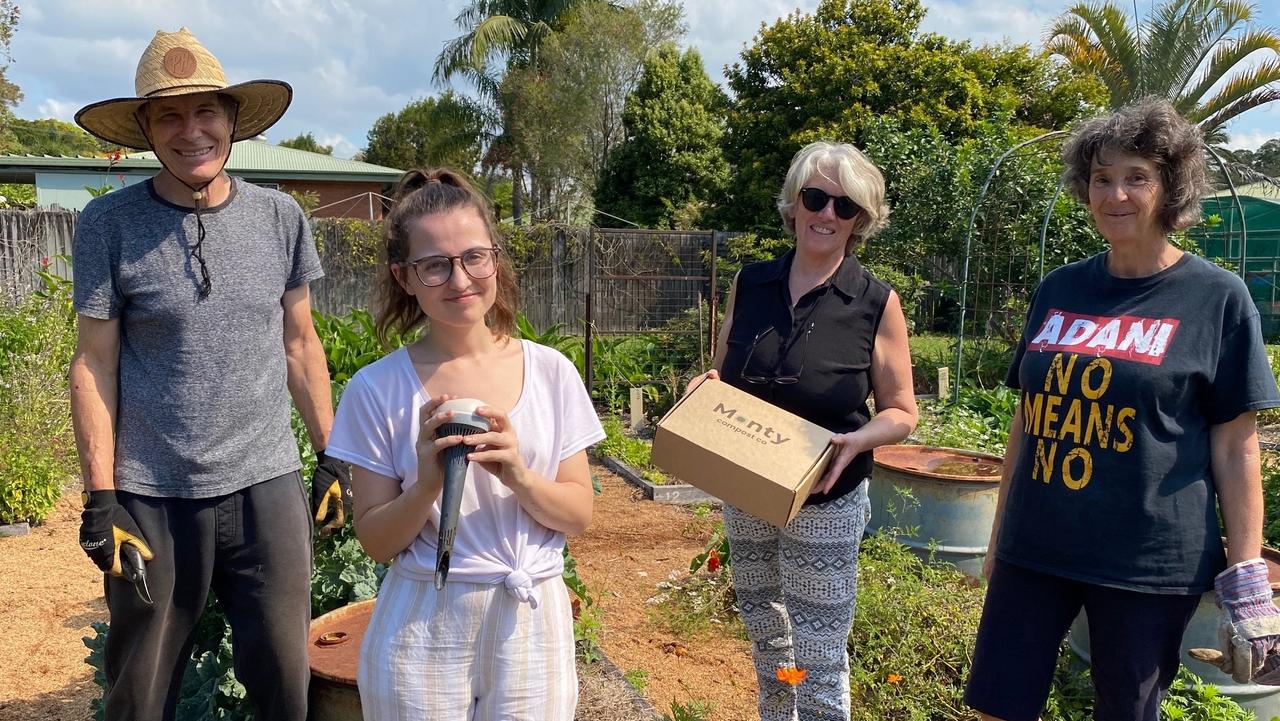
[724,482,871,721]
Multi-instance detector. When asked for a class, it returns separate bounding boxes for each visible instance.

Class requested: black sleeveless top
[720,249,891,505]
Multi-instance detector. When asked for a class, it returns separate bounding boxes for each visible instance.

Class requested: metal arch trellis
[952,133,1250,401]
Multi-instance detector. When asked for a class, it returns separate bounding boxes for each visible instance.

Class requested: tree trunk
[511,160,524,226]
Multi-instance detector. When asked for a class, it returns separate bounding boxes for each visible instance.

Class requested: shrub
[0,269,78,524]
[913,383,1018,456]
[849,531,987,719]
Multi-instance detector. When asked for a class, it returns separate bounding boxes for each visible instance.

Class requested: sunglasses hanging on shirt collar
[800,187,861,220]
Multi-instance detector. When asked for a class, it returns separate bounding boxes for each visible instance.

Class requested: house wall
[35,171,151,210]
[279,180,391,220]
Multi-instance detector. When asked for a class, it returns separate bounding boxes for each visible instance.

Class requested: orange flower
[776,666,807,686]
[886,673,903,684]
[707,549,721,573]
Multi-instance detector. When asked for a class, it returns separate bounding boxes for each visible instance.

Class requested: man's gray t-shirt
[72,178,324,498]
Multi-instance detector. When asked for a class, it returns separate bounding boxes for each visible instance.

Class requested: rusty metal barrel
[308,599,375,721]
[868,445,1003,577]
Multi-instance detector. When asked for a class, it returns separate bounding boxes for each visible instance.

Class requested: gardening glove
[79,490,154,577]
[1188,559,1280,685]
[310,449,352,534]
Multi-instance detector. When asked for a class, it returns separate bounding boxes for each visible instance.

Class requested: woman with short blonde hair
[687,139,918,720]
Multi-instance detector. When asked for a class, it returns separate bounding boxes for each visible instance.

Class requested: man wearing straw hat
[68,28,351,720]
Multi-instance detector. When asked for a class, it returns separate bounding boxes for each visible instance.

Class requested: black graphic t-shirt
[997,251,1280,594]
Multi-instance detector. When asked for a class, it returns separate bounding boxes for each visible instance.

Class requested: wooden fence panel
[0,209,76,303]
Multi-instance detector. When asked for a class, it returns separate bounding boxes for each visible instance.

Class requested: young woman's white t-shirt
[326,340,604,606]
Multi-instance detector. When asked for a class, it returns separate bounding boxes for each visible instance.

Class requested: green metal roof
[1208,181,1280,203]
[0,140,404,183]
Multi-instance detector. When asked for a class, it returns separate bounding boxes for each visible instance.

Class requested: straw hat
[75,28,292,150]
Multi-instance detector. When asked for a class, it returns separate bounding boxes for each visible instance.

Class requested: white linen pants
[358,565,578,720]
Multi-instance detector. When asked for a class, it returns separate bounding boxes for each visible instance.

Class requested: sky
[11,0,1280,159]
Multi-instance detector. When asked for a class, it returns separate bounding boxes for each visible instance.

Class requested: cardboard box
[651,378,835,527]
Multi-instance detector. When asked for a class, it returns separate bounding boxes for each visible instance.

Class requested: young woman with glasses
[321,168,604,720]
[686,140,918,720]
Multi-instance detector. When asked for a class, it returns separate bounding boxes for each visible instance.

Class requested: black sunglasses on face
[800,187,860,220]
[741,324,812,385]
[401,247,500,287]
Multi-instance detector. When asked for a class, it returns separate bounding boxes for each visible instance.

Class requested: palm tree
[1045,0,1280,136]
[433,0,597,223]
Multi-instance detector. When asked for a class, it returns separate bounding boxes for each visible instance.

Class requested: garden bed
[601,455,718,506]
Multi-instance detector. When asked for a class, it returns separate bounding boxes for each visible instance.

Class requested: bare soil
[576,468,757,721]
[0,465,756,721]
[0,492,103,721]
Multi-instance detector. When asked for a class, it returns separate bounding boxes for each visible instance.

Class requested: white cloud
[318,133,361,159]
[685,0,817,82]
[1226,130,1280,152]
[11,0,1278,157]
[36,98,78,122]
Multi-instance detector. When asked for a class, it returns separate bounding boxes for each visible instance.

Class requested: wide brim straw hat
[75,27,292,151]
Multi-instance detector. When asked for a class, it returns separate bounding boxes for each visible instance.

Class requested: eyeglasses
[800,187,860,220]
[741,324,812,385]
[401,247,501,287]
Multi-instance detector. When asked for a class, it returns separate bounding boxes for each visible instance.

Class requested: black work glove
[310,449,353,534]
[79,490,154,576]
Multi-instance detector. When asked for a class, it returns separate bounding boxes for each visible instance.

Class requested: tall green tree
[500,0,685,221]
[716,0,1102,232]
[1046,0,1280,136]
[278,132,333,155]
[594,46,729,228]
[0,2,22,154]
[433,0,598,223]
[363,92,485,172]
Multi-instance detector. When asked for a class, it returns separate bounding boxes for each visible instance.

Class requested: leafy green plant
[311,308,406,383]
[688,523,731,574]
[1265,453,1280,550]
[563,545,603,663]
[1043,656,1255,721]
[596,416,673,484]
[662,699,714,721]
[623,668,649,693]
[0,266,78,524]
[913,383,1018,456]
[514,313,585,370]
[848,531,987,720]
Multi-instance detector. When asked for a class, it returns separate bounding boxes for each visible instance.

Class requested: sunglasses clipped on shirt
[740,324,813,385]
[800,187,861,221]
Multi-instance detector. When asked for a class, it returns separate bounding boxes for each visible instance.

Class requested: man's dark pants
[103,471,313,721]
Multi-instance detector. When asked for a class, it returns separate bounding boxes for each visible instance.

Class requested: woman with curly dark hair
[965,99,1280,721]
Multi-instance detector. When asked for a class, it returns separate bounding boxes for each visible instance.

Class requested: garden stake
[434,399,490,590]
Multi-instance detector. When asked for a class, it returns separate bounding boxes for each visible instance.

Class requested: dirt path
[574,469,757,721]
[0,492,103,721]
[0,466,757,721]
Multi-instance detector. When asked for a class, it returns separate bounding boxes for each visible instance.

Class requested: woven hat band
[144,84,226,99]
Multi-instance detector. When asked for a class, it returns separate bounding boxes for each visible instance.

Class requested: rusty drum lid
[309,599,375,685]
[874,445,1003,483]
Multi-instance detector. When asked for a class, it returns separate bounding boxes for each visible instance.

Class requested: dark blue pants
[103,471,313,721]
[965,560,1200,721]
